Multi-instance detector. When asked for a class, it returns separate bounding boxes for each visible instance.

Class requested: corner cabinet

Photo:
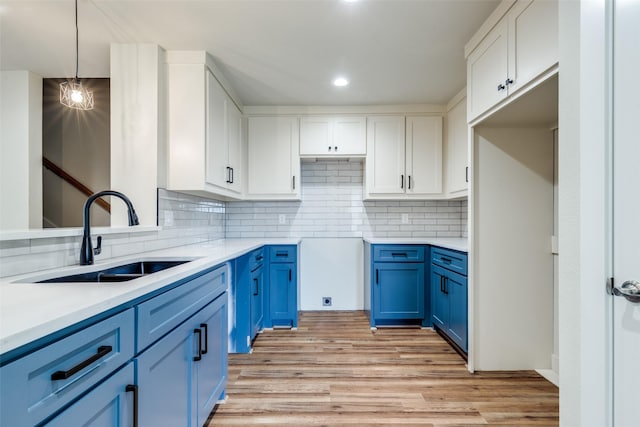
[366,244,428,327]
[466,0,558,122]
[365,115,443,200]
[246,116,301,200]
[166,52,243,199]
[430,247,468,353]
[300,116,366,157]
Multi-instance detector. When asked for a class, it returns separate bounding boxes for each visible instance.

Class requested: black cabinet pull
[193,329,202,361]
[400,174,404,189]
[440,275,444,293]
[466,166,469,183]
[441,257,452,264]
[289,269,292,282]
[505,78,514,86]
[226,166,231,184]
[230,167,234,184]
[408,175,412,190]
[328,146,332,151]
[276,251,287,257]
[497,83,506,91]
[443,277,449,295]
[256,255,264,262]
[200,323,208,354]
[376,269,379,284]
[253,278,259,295]
[126,384,138,427]
[334,146,338,151]
[292,176,296,190]
[51,345,113,380]
[391,252,408,257]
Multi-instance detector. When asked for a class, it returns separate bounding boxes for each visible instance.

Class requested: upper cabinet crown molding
[466,0,558,123]
[243,105,447,116]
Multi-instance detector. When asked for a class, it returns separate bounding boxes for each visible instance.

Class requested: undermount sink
[36,260,192,283]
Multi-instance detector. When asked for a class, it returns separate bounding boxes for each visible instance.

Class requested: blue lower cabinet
[267,245,298,328]
[431,249,468,353]
[136,293,228,427]
[250,264,264,340]
[231,249,264,353]
[44,363,135,427]
[373,262,425,321]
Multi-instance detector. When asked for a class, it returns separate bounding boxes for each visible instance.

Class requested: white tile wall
[225,160,466,239]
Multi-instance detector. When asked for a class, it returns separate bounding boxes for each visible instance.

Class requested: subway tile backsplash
[0,162,467,277]
[225,160,466,239]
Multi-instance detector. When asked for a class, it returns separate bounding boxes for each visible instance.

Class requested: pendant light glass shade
[60,0,94,110]
[60,79,94,110]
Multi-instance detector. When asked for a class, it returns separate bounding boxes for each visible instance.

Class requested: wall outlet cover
[322,297,332,306]
[279,214,286,224]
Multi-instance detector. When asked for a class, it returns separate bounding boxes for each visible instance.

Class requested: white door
[365,116,405,196]
[612,1,640,425]
[405,116,442,197]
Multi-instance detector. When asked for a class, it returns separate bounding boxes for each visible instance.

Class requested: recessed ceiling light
[333,77,350,87]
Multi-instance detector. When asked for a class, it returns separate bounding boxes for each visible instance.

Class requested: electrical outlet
[401,213,409,224]
[279,214,286,224]
[322,297,332,307]
[164,211,174,226]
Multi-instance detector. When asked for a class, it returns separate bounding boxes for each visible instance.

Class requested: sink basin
[36,260,192,283]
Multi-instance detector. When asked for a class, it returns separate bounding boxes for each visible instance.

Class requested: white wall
[558,1,611,425]
[473,126,554,370]
[0,71,42,230]
[110,44,165,227]
[300,238,364,310]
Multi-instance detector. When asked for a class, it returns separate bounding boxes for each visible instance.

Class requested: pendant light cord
[75,0,79,80]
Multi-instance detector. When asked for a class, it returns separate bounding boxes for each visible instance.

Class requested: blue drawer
[0,309,135,427]
[373,245,425,262]
[431,246,467,276]
[249,247,265,270]
[136,264,227,353]
[269,245,297,263]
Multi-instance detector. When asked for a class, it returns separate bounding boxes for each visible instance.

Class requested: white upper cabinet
[466,0,558,122]
[365,115,443,200]
[445,94,468,197]
[246,116,300,200]
[300,116,366,157]
[166,53,243,199]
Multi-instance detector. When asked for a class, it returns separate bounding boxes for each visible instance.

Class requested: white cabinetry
[247,116,300,200]
[300,116,366,157]
[166,53,243,199]
[445,93,468,197]
[365,115,442,200]
[466,0,558,122]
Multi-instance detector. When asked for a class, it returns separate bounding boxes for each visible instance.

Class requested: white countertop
[363,237,468,253]
[0,238,299,357]
[0,236,466,359]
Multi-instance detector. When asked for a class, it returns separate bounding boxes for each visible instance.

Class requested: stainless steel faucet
[80,191,139,265]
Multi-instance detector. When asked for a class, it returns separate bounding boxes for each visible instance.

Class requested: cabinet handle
[253,278,259,296]
[497,83,506,91]
[292,176,296,190]
[505,78,514,86]
[441,257,452,264]
[125,384,138,427]
[440,275,444,293]
[328,146,332,152]
[408,175,412,190]
[400,174,404,189]
[230,167,234,184]
[200,323,208,354]
[256,255,264,262]
[466,166,469,183]
[193,329,202,361]
[226,166,231,184]
[376,269,379,284]
[443,277,449,295]
[276,251,288,257]
[391,252,408,257]
[51,345,113,380]
[334,146,338,152]
[289,268,292,282]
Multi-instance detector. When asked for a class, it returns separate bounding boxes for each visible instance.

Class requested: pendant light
[60,0,94,110]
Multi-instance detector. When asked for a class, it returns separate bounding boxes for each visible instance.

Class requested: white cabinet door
[332,117,366,155]
[446,98,468,196]
[300,116,366,157]
[226,100,242,194]
[205,70,229,190]
[508,0,558,94]
[300,117,331,156]
[247,116,300,199]
[405,116,442,197]
[467,19,509,121]
[365,116,405,197]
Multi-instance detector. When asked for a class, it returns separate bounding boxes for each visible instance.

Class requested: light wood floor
[208,311,558,426]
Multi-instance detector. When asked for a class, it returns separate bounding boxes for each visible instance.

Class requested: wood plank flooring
[208,311,558,426]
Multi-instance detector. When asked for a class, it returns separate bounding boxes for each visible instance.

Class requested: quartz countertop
[363,237,468,253]
[0,238,300,357]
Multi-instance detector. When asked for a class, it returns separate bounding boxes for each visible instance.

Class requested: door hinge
[606,277,614,295]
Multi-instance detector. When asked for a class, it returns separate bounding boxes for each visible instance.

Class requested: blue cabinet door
[373,262,425,320]
[44,363,135,427]
[269,263,297,327]
[430,265,449,330]
[446,271,468,352]
[193,294,228,427]
[250,265,264,340]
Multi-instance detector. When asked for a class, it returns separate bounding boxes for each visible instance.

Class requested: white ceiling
[0,0,500,106]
